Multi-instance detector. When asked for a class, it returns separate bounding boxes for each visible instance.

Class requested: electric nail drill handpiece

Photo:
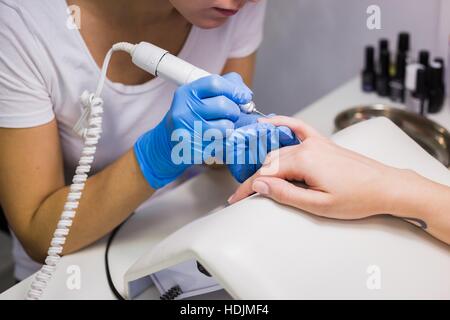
[130,41,265,116]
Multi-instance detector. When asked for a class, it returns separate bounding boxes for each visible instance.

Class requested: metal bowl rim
[335,105,450,141]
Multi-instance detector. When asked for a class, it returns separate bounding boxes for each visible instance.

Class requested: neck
[69,0,177,25]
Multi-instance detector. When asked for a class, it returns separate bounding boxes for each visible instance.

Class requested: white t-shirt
[0,0,266,280]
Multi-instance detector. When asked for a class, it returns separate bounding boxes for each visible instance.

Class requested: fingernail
[252,181,269,195]
[259,117,271,124]
[227,194,235,204]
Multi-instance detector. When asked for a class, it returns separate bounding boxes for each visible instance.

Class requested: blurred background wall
[253,0,447,115]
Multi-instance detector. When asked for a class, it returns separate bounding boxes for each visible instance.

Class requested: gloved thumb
[190,74,252,105]
[278,126,301,146]
[259,115,301,146]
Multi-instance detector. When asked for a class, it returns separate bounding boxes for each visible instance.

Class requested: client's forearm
[387,169,450,245]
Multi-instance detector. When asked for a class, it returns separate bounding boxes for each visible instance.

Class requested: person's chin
[193,17,228,29]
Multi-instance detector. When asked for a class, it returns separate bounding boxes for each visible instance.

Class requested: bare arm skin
[229,116,450,245]
[222,52,257,87]
[388,170,450,244]
[0,121,154,262]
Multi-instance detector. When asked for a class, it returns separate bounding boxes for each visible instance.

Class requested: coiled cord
[26,92,103,300]
[26,42,135,300]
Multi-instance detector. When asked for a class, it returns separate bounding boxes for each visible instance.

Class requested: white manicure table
[2,77,450,300]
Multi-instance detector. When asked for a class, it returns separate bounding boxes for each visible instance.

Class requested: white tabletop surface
[2,77,449,300]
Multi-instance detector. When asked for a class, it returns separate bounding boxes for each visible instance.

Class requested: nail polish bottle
[433,57,446,96]
[376,49,391,97]
[362,46,376,92]
[427,62,445,113]
[414,69,428,116]
[405,63,425,113]
[390,51,407,102]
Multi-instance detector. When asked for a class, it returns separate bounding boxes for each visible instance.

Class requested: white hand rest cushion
[124,117,450,299]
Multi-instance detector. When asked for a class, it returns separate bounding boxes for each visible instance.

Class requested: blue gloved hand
[212,75,299,182]
[134,73,253,189]
[234,111,261,128]
[225,121,300,183]
[218,73,260,128]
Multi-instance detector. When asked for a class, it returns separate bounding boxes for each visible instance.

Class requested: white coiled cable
[26,42,136,300]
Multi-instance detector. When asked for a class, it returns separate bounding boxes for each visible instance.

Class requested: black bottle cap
[379,39,389,52]
[364,46,375,72]
[419,50,429,68]
[397,32,410,53]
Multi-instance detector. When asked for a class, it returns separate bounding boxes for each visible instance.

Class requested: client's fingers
[228,147,300,204]
[251,177,332,214]
[228,173,258,204]
[258,116,323,141]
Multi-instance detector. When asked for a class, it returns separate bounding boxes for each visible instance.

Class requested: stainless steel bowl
[335,104,450,168]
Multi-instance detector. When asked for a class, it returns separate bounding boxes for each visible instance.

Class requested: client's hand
[228,116,408,219]
[229,116,450,244]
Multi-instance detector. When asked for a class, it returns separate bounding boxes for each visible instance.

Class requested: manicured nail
[258,117,270,123]
[227,194,235,204]
[252,181,269,195]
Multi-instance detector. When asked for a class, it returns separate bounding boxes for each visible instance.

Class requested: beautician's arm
[0,121,154,262]
[222,52,257,86]
[229,116,450,245]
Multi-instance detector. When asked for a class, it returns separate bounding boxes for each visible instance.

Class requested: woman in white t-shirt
[0,0,269,280]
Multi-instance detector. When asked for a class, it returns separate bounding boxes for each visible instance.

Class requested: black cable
[105,214,200,300]
[105,219,182,300]
[105,220,127,300]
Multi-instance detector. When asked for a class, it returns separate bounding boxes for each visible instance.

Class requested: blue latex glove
[211,74,299,182]
[234,111,261,128]
[218,73,261,128]
[134,73,253,189]
[225,121,300,183]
